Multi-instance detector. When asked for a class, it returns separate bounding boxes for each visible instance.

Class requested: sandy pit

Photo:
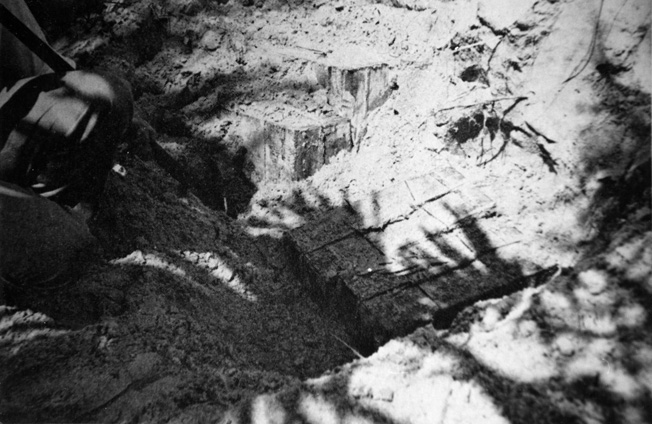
[1,0,650,422]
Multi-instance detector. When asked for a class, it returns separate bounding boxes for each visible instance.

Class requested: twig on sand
[453,41,485,53]
[432,96,528,115]
[563,0,605,83]
[477,96,529,165]
[331,333,364,359]
[525,121,558,144]
[486,35,506,73]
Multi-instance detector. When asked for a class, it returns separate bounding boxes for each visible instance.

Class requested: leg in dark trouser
[0,70,133,291]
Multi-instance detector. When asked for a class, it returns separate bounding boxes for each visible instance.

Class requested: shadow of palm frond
[376,200,554,330]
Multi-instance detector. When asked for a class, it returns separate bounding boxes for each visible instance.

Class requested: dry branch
[432,96,528,115]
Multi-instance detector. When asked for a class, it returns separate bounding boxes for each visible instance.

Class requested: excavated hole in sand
[228,103,564,359]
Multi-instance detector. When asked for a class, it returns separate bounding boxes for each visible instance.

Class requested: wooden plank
[229,102,351,182]
[360,286,440,346]
[288,208,359,253]
[405,173,450,204]
[351,184,413,229]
